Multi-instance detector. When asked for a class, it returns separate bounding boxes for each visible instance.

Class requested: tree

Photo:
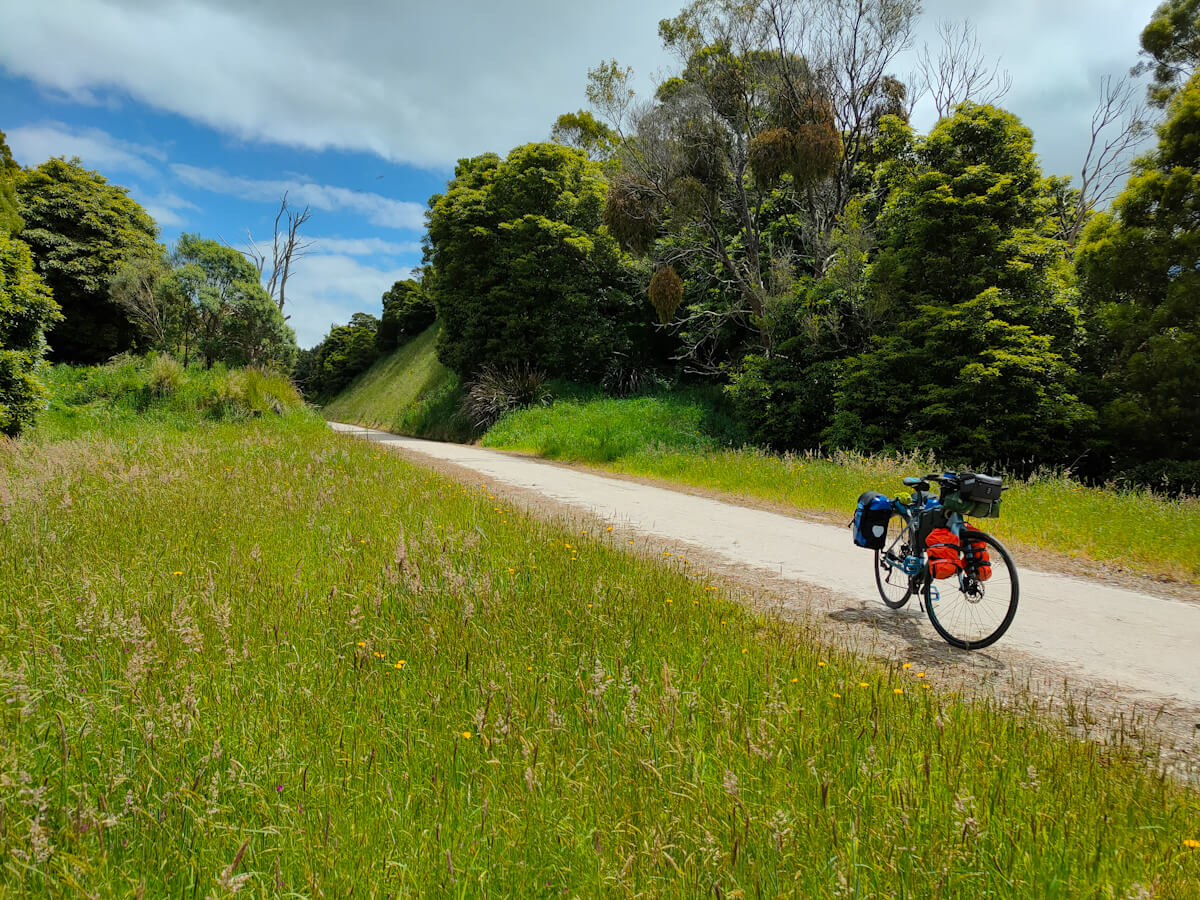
[0,232,61,436]
[109,250,186,351]
[1137,0,1200,105]
[425,143,645,380]
[829,104,1092,463]
[166,234,296,370]
[0,131,21,237]
[1076,72,1200,470]
[234,193,313,312]
[15,158,158,363]
[591,0,917,366]
[377,277,435,352]
[551,110,618,161]
[1051,76,1150,248]
[911,19,1011,121]
[311,312,380,396]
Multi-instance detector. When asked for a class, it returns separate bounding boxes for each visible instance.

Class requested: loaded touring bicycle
[852,472,1018,650]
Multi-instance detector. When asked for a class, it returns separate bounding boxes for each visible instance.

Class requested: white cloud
[143,191,200,228]
[0,0,676,169]
[284,253,411,348]
[311,237,424,257]
[171,164,426,230]
[900,0,1161,178]
[0,0,1164,189]
[6,121,165,178]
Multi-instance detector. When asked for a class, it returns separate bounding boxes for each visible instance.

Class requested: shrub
[0,233,61,436]
[462,363,552,430]
[147,352,184,398]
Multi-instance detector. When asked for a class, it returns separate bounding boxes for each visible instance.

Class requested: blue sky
[1,0,1160,348]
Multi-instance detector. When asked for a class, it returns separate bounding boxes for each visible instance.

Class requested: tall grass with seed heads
[0,404,1197,895]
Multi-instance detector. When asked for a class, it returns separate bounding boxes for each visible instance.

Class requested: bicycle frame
[879,492,971,592]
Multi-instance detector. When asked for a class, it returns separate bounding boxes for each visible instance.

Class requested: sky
[0,0,1161,348]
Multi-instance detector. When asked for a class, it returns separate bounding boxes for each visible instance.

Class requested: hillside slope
[320,324,469,441]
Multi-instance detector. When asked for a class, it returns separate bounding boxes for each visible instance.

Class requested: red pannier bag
[962,532,992,581]
[925,527,962,579]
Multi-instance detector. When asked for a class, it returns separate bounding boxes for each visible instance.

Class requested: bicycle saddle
[902,476,930,490]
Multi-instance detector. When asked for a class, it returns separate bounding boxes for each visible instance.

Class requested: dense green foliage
[829,106,1091,463]
[0,233,61,435]
[309,311,380,397]
[4,412,1196,894]
[1139,0,1200,104]
[377,278,434,352]
[14,158,159,363]
[1077,72,1200,479]
[166,234,296,371]
[0,131,21,238]
[425,143,647,380]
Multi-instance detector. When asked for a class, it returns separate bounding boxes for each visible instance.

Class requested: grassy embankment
[1,360,1198,894]
[482,394,1200,585]
[320,323,472,442]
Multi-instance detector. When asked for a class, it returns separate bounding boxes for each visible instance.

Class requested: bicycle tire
[875,515,916,609]
[923,531,1018,650]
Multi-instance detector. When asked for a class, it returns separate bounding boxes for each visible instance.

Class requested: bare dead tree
[110,254,173,349]
[221,193,313,313]
[912,19,1012,120]
[1056,75,1151,247]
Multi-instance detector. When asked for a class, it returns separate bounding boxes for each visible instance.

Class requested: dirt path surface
[331,422,1200,771]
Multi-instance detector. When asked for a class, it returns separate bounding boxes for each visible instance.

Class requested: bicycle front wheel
[875,514,916,609]
[923,532,1019,650]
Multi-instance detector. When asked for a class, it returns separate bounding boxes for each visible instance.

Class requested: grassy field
[484,395,1200,584]
[1,381,1198,895]
[321,324,472,442]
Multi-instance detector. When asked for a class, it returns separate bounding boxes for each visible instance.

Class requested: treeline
[0,148,296,436]
[310,0,1198,492]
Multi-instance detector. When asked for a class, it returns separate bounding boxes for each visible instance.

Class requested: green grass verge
[321,324,472,442]
[485,396,1200,584]
[1,411,1198,895]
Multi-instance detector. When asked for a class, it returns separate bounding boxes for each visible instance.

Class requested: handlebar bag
[958,472,1003,502]
[851,491,892,550]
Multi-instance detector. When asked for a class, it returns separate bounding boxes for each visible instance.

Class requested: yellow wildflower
[461,731,472,739]
[859,682,870,688]
[902,662,912,669]
[1183,839,1200,849]
[395,660,406,669]
[893,688,903,694]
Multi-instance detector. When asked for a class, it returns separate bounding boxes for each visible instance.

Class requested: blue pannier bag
[852,491,893,550]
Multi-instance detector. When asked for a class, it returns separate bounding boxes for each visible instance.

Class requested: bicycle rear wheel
[923,531,1018,650]
[875,515,917,609]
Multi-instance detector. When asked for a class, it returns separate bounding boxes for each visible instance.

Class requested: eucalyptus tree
[589,0,917,368]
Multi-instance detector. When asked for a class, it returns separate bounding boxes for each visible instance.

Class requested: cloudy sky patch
[0,0,1164,348]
